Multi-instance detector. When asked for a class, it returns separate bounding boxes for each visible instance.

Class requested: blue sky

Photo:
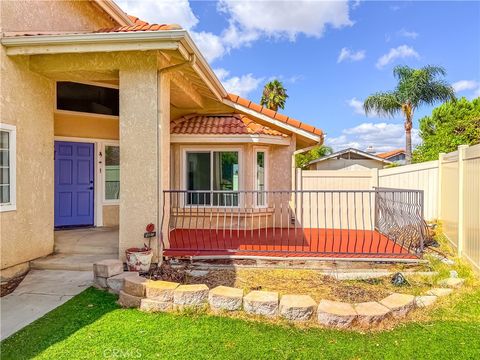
[117,0,480,152]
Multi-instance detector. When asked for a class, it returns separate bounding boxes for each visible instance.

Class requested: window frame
[181,146,243,208]
[253,146,269,208]
[0,123,16,212]
[102,142,120,205]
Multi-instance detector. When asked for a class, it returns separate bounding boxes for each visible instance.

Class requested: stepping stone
[145,280,179,301]
[106,272,139,294]
[209,286,243,311]
[140,298,173,312]
[174,284,209,308]
[354,302,391,326]
[415,295,438,308]
[427,288,453,297]
[93,259,123,278]
[438,278,465,288]
[187,269,210,277]
[243,291,279,317]
[123,276,148,297]
[379,293,415,318]
[118,290,142,308]
[279,295,316,321]
[317,300,357,328]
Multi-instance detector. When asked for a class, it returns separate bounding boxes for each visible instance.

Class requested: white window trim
[181,146,243,208]
[102,142,120,205]
[253,146,269,208]
[0,123,16,212]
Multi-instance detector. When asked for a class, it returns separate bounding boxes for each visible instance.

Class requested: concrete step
[31,253,118,271]
[54,227,118,255]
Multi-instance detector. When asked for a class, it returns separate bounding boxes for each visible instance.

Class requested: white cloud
[452,80,478,93]
[115,0,198,30]
[337,48,366,63]
[218,0,353,42]
[376,45,419,69]
[326,122,420,153]
[190,31,226,62]
[397,29,419,39]
[214,68,264,97]
[347,97,365,115]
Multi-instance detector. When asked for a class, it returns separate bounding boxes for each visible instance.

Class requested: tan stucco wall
[1,0,116,33]
[0,49,55,269]
[54,112,119,140]
[310,158,386,171]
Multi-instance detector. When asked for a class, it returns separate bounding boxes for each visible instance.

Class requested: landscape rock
[243,291,278,317]
[279,294,316,321]
[118,290,142,308]
[94,276,108,289]
[174,284,209,308]
[140,298,172,312]
[93,259,123,278]
[208,286,243,311]
[415,295,438,308]
[123,276,148,297]
[379,293,415,318]
[106,272,139,294]
[438,278,465,288]
[354,302,391,325]
[427,288,453,297]
[317,300,357,328]
[145,280,179,301]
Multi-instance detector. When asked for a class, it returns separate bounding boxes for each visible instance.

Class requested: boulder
[438,278,465,288]
[279,295,316,321]
[173,284,209,308]
[140,298,173,312]
[379,293,415,318]
[317,300,357,328]
[93,259,123,278]
[106,272,139,294]
[145,280,179,301]
[123,276,148,297]
[243,291,278,317]
[208,286,243,311]
[118,290,142,308]
[415,295,438,308]
[354,302,391,325]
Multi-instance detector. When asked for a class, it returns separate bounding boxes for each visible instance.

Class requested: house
[306,148,393,171]
[0,0,324,275]
[376,149,406,164]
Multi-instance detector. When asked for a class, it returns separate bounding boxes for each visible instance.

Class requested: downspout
[156,54,196,266]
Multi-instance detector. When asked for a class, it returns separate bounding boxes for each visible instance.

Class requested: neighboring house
[0,1,323,273]
[307,148,393,171]
[377,149,406,164]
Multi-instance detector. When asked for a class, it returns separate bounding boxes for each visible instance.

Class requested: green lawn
[1,287,479,360]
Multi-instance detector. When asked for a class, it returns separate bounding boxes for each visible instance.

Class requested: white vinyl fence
[298,143,480,271]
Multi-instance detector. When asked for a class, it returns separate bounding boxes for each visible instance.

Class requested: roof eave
[308,148,394,165]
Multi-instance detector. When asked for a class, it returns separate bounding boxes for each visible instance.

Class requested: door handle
[88,186,94,190]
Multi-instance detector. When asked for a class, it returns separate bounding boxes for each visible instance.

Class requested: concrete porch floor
[30,227,119,271]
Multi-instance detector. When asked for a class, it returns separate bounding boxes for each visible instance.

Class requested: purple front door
[54,141,94,227]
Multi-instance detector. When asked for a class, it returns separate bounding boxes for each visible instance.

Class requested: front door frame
[54,136,119,227]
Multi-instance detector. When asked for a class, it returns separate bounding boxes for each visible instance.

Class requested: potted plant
[125,223,155,273]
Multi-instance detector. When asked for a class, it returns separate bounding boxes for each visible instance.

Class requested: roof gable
[308,148,393,165]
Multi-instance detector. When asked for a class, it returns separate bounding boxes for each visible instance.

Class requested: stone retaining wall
[93,259,465,328]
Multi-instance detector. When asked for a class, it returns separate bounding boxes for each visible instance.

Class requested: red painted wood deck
[163,228,417,259]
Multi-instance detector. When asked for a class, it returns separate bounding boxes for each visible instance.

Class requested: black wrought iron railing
[161,189,427,258]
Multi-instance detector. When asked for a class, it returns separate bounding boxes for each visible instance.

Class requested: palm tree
[260,80,288,111]
[363,65,455,164]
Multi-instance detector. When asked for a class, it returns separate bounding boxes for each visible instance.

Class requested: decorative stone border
[93,260,465,328]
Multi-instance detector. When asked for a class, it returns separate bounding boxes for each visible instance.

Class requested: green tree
[364,65,455,164]
[260,80,288,111]
[413,97,480,162]
[295,145,333,169]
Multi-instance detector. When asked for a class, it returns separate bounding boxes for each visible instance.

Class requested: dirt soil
[1,272,28,297]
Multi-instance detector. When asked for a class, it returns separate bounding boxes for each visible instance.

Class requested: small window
[57,82,119,116]
[255,150,267,206]
[104,145,120,201]
[0,124,16,211]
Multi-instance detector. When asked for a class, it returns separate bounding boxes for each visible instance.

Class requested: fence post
[437,153,445,220]
[457,145,468,256]
[370,168,379,189]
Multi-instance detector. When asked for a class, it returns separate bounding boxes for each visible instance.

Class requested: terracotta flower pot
[125,247,153,273]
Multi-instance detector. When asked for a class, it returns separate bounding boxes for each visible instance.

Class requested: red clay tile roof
[171,114,287,137]
[377,149,405,159]
[96,14,181,33]
[225,93,323,137]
